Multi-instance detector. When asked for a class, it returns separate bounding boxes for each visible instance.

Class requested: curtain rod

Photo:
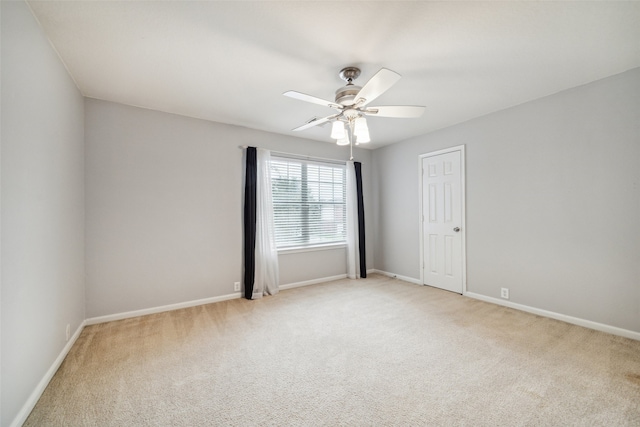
[238,145,348,165]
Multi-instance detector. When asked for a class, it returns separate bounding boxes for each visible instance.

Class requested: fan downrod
[339,67,361,84]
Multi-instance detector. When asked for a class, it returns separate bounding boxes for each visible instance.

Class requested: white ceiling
[27,1,640,149]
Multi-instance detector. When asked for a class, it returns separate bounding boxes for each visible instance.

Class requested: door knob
[453,227,460,232]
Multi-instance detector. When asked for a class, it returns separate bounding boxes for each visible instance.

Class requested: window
[270,156,346,249]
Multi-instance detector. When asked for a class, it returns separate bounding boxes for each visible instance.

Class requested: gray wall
[1,2,86,425]
[372,68,640,333]
[85,99,373,318]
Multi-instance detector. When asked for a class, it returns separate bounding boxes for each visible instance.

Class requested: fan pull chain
[349,119,355,160]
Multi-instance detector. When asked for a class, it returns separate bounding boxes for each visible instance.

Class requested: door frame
[418,145,467,294]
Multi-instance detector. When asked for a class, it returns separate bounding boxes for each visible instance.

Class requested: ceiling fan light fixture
[284,66,424,156]
[330,120,346,139]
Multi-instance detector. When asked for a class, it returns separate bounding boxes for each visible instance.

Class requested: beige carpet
[25,274,640,426]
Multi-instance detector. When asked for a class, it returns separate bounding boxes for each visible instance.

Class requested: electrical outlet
[65,324,71,341]
[500,288,509,300]
[234,282,241,292]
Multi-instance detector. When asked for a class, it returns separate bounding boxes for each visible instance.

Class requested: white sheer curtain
[254,148,279,298]
[346,161,360,279]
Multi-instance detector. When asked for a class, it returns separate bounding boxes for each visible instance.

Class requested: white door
[421,148,465,294]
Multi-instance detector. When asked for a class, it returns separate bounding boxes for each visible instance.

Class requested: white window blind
[270,156,346,249]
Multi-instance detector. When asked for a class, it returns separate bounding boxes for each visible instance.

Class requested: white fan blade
[353,68,401,107]
[364,105,425,118]
[292,114,340,132]
[284,91,343,110]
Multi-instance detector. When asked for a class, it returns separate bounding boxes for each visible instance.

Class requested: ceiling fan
[284,66,425,158]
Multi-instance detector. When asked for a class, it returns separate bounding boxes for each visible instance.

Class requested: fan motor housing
[335,85,362,106]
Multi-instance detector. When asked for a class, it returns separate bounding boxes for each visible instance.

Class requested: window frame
[269,154,347,252]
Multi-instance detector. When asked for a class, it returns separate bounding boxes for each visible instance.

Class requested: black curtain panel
[354,162,367,278]
[243,147,257,299]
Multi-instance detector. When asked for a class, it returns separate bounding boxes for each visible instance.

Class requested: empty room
[1,1,639,426]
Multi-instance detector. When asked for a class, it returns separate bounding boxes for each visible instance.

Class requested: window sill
[278,243,347,255]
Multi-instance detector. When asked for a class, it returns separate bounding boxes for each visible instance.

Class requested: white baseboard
[370,269,422,285]
[10,320,87,427]
[371,271,640,341]
[465,292,640,342]
[85,293,242,325]
[87,274,354,325]
[279,274,347,290]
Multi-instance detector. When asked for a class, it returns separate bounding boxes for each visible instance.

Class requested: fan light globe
[330,121,345,139]
[356,132,371,145]
[336,136,350,146]
[354,117,368,136]
[354,117,370,143]
[356,129,371,144]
